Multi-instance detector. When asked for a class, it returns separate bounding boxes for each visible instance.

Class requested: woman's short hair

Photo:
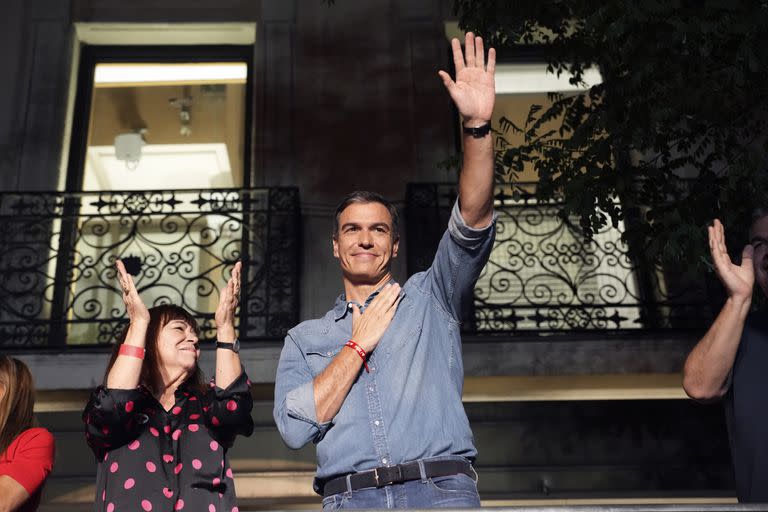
[0,356,36,455]
[103,304,206,395]
[332,191,400,241]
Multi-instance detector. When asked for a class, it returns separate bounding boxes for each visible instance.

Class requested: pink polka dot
[212,477,221,486]
[128,439,140,450]
[124,478,135,490]
[226,468,233,478]
[189,413,200,420]
[172,406,182,415]
[209,440,219,451]
[163,488,174,498]
[141,499,153,511]
[232,507,239,512]
[174,463,183,474]
[107,503,115,512]
[102,489,106,501]
[188,424,199,432]
[103,452,108,461]
[226,400,237,411]
[189,396,198,401]
[209,505,216,512]
[211,416,220,426]
[172,429,182,441]
[164,425,171,434]
[220,460,224,468]
[163,454,174,463]
[110,462,119,473]
[218,492,223,498]
[246,378,252,386]
[202,405,209,412]
[192,459,202,470]
[175,499,185,510]
[146,461,156,473]
[149,427,160,437]
[125,401,134,412]
[102,426,110,435]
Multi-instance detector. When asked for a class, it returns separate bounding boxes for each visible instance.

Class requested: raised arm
[438,32,496,228]
[106,260,150,389]
[214,261,243,389]
[683,219,754,400]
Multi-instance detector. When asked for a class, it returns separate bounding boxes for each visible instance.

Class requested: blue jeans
[321,460,480,509]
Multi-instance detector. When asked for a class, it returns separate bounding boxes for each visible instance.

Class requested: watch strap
[216,340,239,353]
[462,121,492,138]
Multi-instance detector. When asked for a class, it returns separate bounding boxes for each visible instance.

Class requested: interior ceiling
[85,70,246,190]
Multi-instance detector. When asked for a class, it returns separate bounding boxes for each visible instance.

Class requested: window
[62,45,253,344]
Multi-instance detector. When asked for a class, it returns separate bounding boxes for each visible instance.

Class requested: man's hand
[116,259,150,327]
[438,32,496,126]
[215,261,241,342]
[350,283,402,352]
[709,219,754,302]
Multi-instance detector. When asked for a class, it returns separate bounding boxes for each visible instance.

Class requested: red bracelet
[118,344,146,360]
[345,340,369,373]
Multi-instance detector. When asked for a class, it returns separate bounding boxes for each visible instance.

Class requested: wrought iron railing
[0,188,300,347]
[406,183,713,332]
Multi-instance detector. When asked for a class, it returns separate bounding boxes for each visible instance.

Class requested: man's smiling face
[332,201,399,285]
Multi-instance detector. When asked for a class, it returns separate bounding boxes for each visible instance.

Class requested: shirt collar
[333,279,397,321]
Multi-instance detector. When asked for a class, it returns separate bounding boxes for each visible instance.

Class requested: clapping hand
[709,219,754,301]
[215,261,241,342]
[116,259,150,326]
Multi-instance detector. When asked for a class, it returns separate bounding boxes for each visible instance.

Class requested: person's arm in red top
[0,428,55,512]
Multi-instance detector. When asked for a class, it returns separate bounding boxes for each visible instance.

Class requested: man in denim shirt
[274,33,496,509]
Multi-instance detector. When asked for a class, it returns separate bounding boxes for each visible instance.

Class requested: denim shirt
[273,201,496,489]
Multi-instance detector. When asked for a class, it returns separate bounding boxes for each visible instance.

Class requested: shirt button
[382,458,388,465]
[326,351,332,356]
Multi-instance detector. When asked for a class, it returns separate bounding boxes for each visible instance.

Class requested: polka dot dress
[83,372,254,512]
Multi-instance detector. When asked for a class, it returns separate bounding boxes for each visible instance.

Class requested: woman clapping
[83,261,253,512]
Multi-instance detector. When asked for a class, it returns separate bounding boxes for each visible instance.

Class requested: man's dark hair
[333,191,399,241]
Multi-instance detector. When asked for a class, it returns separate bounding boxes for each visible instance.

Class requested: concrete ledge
[15,333,696,392]
[34,373,687,413]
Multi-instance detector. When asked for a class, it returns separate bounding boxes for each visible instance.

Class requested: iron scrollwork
[406,183,712,333]
[0,188,299,347]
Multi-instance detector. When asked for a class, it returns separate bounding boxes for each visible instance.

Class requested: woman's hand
[215,261,241,342]
[116,259,150,327]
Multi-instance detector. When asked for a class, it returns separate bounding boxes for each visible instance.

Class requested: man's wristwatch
[216,339,240,353]
[462,121,492,138]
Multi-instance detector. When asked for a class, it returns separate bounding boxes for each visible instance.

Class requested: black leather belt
[322,459,473,497]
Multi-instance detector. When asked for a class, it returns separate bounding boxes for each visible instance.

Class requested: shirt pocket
[304,346,343,377]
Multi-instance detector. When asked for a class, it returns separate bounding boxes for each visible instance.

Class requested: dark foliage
[455,0,768,268]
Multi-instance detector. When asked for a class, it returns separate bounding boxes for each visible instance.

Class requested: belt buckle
[373,464,402,488]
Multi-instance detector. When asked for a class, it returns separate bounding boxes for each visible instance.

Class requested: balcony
[0,187,300,348]
[406,183,714,334]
